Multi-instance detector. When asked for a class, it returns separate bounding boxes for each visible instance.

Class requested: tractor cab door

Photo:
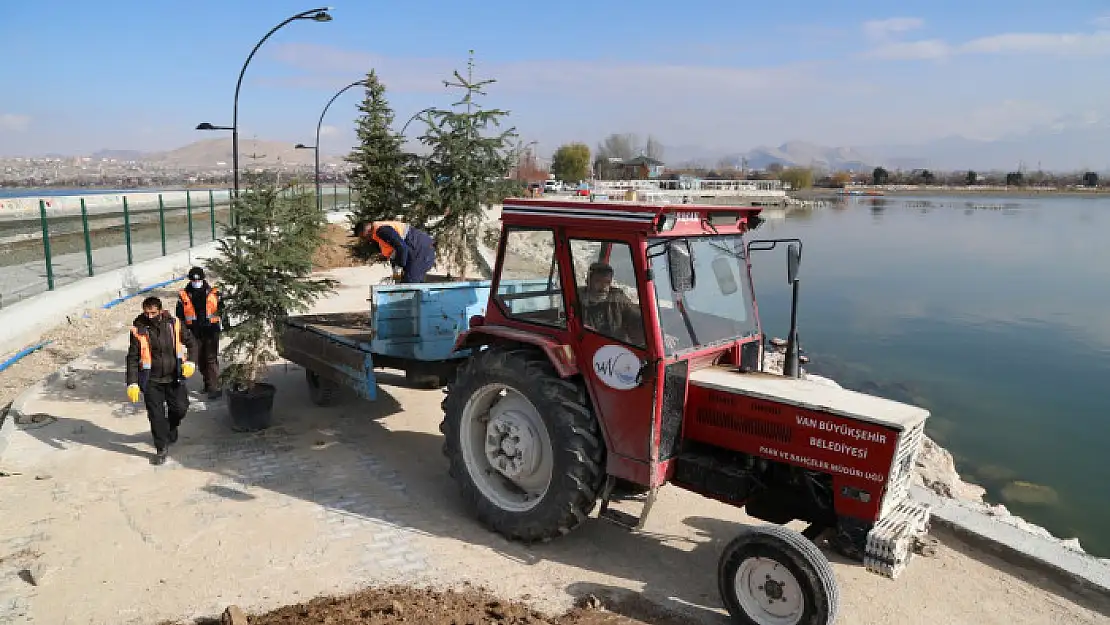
[564,234,661,486]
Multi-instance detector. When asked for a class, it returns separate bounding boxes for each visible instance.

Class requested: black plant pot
[227,382,276,432]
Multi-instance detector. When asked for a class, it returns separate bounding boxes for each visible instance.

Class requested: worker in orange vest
[353,220,437,283]
[126,296,197,465]
[175,266,224,400]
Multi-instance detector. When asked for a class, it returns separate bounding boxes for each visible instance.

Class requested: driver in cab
[577,262,646,346]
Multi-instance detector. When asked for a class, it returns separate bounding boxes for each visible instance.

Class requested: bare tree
[596,133,639,161]
[645,135,665,161]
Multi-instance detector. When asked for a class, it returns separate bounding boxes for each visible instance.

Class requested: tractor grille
[879,420,926,518]
[693,406,792,444]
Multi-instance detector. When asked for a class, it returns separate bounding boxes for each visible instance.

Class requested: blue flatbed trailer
[275,278,550,404]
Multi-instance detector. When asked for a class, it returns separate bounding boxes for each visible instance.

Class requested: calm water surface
[746,194,1110,557]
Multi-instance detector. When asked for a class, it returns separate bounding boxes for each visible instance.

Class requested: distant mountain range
[71,115,1110,173]
[663,117,1110,173]
[86,138,347,167]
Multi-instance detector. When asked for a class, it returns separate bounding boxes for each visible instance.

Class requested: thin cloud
[265,42,833,101]
[863,39,949,60]
[1093,12,1110,28]
[862,17,925,42]
[319,125,339,137]
[0,113,30,132]
[864,26,1110,60]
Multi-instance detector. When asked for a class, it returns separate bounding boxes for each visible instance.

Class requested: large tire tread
[441,346,605,543]
[718,523,840,625]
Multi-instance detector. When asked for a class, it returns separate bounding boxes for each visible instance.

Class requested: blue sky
[2,1,1110,158]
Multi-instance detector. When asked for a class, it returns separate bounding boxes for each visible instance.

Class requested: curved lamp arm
[231,7,332,196]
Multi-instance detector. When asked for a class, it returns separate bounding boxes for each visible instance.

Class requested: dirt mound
[166,585,653,625]
[313,224,373,271]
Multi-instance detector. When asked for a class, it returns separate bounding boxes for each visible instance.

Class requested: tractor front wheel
[441,347,604,543]
[719,524,840,625]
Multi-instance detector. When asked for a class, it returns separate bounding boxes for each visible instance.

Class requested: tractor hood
[688,366,929,432]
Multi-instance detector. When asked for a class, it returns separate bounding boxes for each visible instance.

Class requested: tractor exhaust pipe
[783,243,801,379]
[784,275,800,378]
[745,238,803,379]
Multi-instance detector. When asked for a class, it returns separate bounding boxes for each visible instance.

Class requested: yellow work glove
[182,361,196,378]
[126,384,140,403]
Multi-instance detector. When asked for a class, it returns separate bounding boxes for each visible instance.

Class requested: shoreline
[791,186,1110,199]
[760,346,1110,565]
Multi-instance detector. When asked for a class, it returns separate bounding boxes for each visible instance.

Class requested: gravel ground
[0,286,180,412]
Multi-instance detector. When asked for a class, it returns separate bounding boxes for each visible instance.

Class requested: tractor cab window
[569,239,646,348]
[649,235,758,356]
[495,228,566,328]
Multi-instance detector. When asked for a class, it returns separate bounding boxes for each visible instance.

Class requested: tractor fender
[454,325,578,378]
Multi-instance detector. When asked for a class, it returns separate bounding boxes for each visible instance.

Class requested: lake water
[745,194,1110,557]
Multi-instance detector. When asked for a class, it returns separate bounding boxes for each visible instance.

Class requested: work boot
[168,428,179,445]
[151,448,168,466]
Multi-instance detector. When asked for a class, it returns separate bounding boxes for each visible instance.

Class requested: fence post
[123,196,134,265]
[38,200,55,291]
[209,189,216,240]
[158,193,167,256]
[186,190,194,247]
[333,180,338,211]
[80,198,94,276]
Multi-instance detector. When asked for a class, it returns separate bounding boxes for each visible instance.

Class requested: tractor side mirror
[668,240,696,292]
[787,242,801,284]
[711,256,738,295]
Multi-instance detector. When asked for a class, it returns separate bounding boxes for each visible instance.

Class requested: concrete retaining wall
[0,187,352,220]
[0,190,232,219]
[0,242,222,358]
[0,209,355,359]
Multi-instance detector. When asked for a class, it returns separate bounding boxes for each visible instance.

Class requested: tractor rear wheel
[718,524,840,625]
[441,346,604,543]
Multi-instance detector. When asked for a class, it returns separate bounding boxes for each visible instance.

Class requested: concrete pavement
[0,266,1107,625]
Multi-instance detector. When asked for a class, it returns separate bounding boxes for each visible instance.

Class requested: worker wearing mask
[176,266,224,399]
[126,296,197,465]
[353,220,437,284]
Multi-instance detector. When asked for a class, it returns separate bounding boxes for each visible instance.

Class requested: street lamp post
[196,7,332,201]
[308,80,368,213]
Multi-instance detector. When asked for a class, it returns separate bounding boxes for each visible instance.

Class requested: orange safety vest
[370,221,408,260]
[131,317,186,372]
[179,286,220,326]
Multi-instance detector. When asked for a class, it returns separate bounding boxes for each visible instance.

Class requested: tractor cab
[461,198,775,490]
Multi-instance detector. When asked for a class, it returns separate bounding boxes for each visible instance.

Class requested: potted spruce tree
[207,172,336,431]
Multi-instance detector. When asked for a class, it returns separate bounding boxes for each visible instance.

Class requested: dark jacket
[376,225,435,273]
[175,281,224,336]
[126,311,197,387]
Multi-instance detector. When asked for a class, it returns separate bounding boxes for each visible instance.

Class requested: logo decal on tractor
[592,344,642,390]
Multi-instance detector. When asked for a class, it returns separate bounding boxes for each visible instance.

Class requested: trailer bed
[277,312,380,401]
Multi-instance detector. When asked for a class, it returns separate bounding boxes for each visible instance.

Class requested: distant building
[599,155,665,180]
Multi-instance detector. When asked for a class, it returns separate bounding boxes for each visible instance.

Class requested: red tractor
[441,198,931,625]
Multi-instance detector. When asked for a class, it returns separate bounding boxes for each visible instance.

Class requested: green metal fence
[0,185,354,310]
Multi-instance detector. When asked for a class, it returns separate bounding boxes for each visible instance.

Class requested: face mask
[190,280,203,289]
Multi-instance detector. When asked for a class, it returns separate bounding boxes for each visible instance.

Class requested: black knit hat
[188,266,205,281]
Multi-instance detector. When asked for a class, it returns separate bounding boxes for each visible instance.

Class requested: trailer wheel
[719,524,840,625]
[441,346,604,543]
[305,370,341,407]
